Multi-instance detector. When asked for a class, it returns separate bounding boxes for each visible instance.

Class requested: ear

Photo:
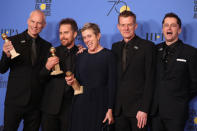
[134,23,138,30]
[97,33,101,40]
[43,21,46,28]
[178,27,182,35]
[74,31,77,38]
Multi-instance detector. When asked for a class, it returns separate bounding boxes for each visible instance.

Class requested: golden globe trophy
[1,33,20,59]
[66,71,83,95]
[50,47,63,75]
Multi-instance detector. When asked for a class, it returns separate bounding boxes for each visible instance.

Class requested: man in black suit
[112,10,155,131]
[151,13,197,131]
[40,18,78,131]
[0,10,51,131]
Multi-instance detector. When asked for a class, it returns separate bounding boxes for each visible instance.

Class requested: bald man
[0,10,51,131]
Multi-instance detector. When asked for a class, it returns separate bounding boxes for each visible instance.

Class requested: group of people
[0,9,197,131]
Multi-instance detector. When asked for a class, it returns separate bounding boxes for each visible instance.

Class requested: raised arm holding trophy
[1,33,20,59]
[50,47,63,75]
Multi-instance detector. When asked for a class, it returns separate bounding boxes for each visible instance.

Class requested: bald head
[27,10,46,38]
[29,10,46,25]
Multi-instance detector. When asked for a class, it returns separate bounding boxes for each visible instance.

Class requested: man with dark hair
[112,10,155,131]
[151,12,197,131]
[0,10,51,131]
[40,18,78,131]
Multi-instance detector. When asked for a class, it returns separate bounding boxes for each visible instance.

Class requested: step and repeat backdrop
[0,0,197,130]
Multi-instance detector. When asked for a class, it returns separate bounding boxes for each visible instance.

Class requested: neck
[124,34,135,43]
[67,42,75,49]
[88,45,103,54]
[166,38,178,46]
[27,31,38,39]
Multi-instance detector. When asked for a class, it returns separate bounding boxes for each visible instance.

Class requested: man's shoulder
[39,37,52,47]
[8,31,26,41]
[112,41,122,50]
[135,36,155,47]
[112,41,122,46]
[181,43,197,55]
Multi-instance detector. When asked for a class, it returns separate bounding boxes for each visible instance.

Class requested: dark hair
[118,10,136,24]
[162,12,182,28]
[81,23,100,35]
[59,18,78,32]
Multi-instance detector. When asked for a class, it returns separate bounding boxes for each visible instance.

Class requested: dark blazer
[112,35,155,117]
[40,45,78,115]
[0,30,51,107]
[151,40,197,120]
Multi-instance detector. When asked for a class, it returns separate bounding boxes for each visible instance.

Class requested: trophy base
[50,70,64,75]
[74,86,83,95]
[11,53,20,59]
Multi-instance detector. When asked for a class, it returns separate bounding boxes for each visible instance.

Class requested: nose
[33,22,38,28]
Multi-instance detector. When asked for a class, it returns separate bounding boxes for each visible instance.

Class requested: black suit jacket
[151,40,197,120]
[112,35,155,117]
[40,45,78,115]
[0,30,51,107]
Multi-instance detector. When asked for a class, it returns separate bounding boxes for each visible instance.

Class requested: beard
[61,38,74,47]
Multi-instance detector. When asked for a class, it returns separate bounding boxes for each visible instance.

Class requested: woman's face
[82,29,101,53]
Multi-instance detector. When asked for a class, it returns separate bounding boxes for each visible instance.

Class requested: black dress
[69,48,116,131]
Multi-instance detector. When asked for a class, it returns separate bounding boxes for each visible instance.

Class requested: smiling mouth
[167,32,172,35]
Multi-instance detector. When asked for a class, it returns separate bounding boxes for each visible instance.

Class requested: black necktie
[122,43,127,71]
[31,39,37,66]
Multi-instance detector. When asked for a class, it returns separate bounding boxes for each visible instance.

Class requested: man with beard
[40,18,79,131]
[151,13,197,131]
[0,10,51,131]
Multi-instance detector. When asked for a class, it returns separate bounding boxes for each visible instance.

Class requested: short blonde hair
[81,23,100,35]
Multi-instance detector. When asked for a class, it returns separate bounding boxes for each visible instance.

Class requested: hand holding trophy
[50,47,63,75]
[1,33,20,59]
[66,71,83,95]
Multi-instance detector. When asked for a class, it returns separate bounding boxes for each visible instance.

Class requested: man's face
[82,29,101,53]
[59,24,77,48]
[118,16,137,41]
[162,17,181,45]
[27,12,45,38]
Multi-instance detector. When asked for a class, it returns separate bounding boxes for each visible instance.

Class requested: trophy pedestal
[74,86,83,95]
[1,33,20,59]
[10,49,20,59]
[50,64,63,75]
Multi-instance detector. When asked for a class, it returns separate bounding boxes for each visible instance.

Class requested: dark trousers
[115,114,148,131]
[3,104,41,131]
[41,98,72,131]
[150,115,185,131]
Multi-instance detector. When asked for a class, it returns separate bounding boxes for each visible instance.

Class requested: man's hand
[45,56,59,70]
[3,40,13,58]
[77,44,86,54]
[103,109,114,125]
[136,111,147,129]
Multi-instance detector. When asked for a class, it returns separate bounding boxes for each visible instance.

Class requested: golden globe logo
[35,0,52,16]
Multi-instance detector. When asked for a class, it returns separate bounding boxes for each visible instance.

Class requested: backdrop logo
[0,76,7,88]
[194,0,197,19]
[0,29,18,37]
[107,0,130,16]
[146,33,164,42]
[35,0,52,16]
[186,109,197,130]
